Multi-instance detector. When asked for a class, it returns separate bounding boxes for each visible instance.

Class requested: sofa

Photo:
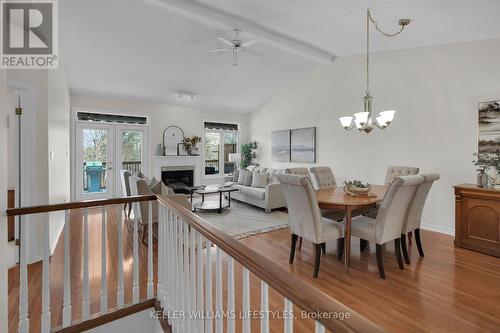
[225,166,287,213]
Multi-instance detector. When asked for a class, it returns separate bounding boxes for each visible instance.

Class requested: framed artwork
[291,127,316,163]
[271,130,291,162]
[479,100,500,133]
[479,133,500,154]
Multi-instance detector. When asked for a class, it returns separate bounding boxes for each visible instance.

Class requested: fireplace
[161,166,194,194]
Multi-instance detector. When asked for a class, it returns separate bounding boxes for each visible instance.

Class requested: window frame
[203,124,239,178]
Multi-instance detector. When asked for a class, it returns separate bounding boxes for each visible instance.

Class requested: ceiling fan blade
[241,39,258,48]
[208,48,230,53]
[242,48,264,58]
[217,37,234,47]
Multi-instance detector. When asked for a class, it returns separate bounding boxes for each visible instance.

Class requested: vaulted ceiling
[60,0,500,113]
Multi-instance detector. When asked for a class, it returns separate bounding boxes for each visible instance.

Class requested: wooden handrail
[157,195,386,333]
[6,195,157,217]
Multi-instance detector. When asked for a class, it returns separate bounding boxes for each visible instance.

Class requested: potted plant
[182,136,202,155]
[343,180,371,195]
[240,141,258,169]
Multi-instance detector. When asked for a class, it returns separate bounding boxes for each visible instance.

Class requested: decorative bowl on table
[343,180,371,196]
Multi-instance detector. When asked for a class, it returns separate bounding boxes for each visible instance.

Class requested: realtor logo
[1,0,58,69]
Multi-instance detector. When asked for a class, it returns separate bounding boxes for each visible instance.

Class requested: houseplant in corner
[240,141,258,169]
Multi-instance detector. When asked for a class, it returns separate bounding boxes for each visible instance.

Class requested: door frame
[71,107,150,201]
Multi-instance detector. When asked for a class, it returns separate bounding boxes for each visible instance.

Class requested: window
[204,122,239,176]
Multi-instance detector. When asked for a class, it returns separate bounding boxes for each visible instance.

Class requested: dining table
[316,185,388,273]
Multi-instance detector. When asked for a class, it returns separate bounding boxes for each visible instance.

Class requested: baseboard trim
[421,223,455,236]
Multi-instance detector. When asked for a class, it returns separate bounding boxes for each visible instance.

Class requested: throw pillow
[237,170,247,185]
[161,182,175,195]
[244,171,253,186]
[149,177,158,186]
[150,180,162,194]
[251,172,269,188]
[232,169,240,182]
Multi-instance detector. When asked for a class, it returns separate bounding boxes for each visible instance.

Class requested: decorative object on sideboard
[473,152,490,187]
[343,180,372,196]
[338,9,410,134]
[271,130,290,162]
[240,141,258,169]
[472,151,500,187]
[291,127,316,163]
[163,125,184,156]
[182,136,202,156]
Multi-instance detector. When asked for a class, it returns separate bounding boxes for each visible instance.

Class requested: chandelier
[339,9,410,134]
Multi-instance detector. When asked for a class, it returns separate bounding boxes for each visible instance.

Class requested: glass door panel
[75,123,115,200]
[223,132,238,174]
[204,132,220,175]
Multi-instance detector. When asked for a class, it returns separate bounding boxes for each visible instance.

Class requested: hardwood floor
[8,205,500,332]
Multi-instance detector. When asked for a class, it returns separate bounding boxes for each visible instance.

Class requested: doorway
[74,119,149,201]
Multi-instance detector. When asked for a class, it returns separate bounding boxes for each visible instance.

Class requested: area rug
[192,197,290,240]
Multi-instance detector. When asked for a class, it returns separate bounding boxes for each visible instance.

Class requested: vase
[477,170,489,187]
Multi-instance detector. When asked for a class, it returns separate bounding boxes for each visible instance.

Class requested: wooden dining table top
[316,185,388,208]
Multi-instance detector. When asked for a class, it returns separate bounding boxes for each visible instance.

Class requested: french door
[75,122,149,201]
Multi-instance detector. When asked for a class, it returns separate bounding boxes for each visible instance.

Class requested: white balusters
[82,209,90,320]
[189,228,196,332]
[205,240,213,333]
[261,281,269,333]
[196,232,204,333]
[183,221,190,332]
[132,204,139,304]
[157,205,164,305]
[18,215,28,333]
[41,214,51,333]
[227,256,235,333]
[215,247,223,333]
[117,208,124,309]
[284,298,293,333]
[315,322,325,333]
[100,207,108,314]
[242,267,251,333]
[147,201,154,299]
[62,210,72,327]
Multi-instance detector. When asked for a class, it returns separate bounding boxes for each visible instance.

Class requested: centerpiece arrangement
[473,150,500,187]
[182,136,202,155]
[343,180,371,196]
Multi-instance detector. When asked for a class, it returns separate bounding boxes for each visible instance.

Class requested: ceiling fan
[208,29,263,66]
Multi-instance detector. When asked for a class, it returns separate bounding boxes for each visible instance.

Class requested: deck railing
[5,195,385,333]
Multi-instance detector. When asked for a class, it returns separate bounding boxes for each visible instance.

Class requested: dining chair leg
[394,239,404,270]
[360,239,369,252]
[321,243,326,254]
[128,203,132,218]
[297,237,303,251]
[313,243,322,278]
[415,228,424,257]
[375,244,385,279]
[337,238,344,261]
[289,234,298,264]
[400,234,411,264]
[408,231,413,245]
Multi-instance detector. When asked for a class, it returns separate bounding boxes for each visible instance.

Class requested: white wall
[6,66,71,264]
[70,95,250,184]
[249,38,500,234]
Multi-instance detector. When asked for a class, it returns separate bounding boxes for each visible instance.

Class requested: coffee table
[192,186,239,214]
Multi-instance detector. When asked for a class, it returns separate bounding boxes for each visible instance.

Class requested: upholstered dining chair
[278,174,345,278]
[285,167,311,180]
[384,166,420,185]
[400,173,440,264]
[350,175,424,279]
[120,170,133,217]
[310,166,337,189]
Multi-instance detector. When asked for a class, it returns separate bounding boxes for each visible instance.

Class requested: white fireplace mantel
[151,155,203,186]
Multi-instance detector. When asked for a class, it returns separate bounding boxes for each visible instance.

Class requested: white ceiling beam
[140,0,336,63]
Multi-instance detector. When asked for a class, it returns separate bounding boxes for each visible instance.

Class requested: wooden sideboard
[454,184,500,257]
